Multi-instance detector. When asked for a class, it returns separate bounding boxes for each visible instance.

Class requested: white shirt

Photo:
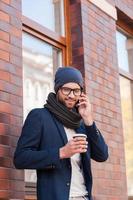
[64,127,88,198]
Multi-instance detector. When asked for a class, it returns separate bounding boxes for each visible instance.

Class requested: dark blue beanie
[54,67,84,93]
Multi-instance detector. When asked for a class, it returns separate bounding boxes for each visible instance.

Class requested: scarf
[44,92,82,129]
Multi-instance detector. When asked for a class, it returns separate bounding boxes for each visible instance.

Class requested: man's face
[57,82,81,109]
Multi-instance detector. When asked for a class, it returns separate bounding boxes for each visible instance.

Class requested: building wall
[0,0,24,199]
[0,0,133,199]
[81,1,127,200]
[69,0,133,200]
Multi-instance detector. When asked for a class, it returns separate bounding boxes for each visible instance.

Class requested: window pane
[116,31,129,72]
[116,31,133,74]
[23,32,62,182]
[22,0,65,36]
[120,76,133,196]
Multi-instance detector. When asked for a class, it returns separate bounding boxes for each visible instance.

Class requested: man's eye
[74,89,80,92]
[74,89,80,94]
[62,88,71,94]
[64,88,70,92]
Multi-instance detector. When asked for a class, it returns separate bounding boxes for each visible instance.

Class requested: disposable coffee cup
[73,134,87,153]
[73,133,87,140]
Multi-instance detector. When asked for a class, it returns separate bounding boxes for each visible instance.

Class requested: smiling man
[14,66,108,200]
[57,83,80,109]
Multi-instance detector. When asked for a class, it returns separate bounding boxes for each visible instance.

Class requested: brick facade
[0,0,133,199]
[0,0,24,199]
[69,0,133,200]
[81,1,127,200]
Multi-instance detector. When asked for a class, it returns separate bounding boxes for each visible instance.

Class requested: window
[22,0,70,198]
[23,32,63,187]
[22,0,65,36]
[116,30,133,199]
[119,77,133,197]
[23,32,62,120]
[116,31,133,73]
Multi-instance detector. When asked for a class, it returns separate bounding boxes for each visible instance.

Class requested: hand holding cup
[60,133,88,159]
[73,133,88,153]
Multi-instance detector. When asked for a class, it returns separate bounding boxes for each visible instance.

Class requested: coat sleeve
[85,122,108,162]
[13,109,61,170]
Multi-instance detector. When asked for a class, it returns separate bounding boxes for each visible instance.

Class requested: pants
[70,197,89,200]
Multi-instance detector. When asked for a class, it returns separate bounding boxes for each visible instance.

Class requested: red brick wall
[70,0,128,200]
[81,1,128,199]
[69,0,85,79]
[0,0,24,199]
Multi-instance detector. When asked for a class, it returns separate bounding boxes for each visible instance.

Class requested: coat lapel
[52,115,68,145]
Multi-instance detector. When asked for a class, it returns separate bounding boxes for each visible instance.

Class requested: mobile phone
[75,99,80,107]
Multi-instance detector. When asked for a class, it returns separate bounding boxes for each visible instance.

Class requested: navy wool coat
[14,108,108,200]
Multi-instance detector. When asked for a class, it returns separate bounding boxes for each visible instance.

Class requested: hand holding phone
[77,93,93,126]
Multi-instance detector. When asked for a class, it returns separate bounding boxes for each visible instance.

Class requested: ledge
[88,0,117,20]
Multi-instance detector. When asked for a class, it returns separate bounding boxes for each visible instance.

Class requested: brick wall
[0,0,24,199]
[81,1,128,199]
[70,0,129,200]
[69,0,85,79]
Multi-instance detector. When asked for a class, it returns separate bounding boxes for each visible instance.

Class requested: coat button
[66,182,70,186]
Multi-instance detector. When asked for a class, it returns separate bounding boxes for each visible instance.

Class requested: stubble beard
[56,93,77,110]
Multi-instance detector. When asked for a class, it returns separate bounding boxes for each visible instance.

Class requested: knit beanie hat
[54,66,84,93]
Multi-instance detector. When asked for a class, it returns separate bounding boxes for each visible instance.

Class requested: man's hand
[77,93,93,126]
[59,137,88,159]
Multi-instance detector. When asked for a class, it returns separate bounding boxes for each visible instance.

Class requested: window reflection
[116,31,133,73]
[22,0,65,36]
[23,32,62,182]
[120,76,133,196]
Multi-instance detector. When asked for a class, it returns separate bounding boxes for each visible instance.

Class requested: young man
[14,67,108,200]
